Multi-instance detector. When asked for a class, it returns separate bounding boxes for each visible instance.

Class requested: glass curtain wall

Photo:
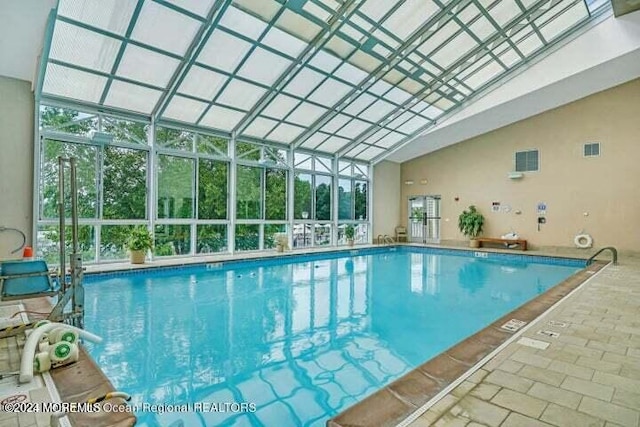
[235,142,288,251]
[337,161,370,245]
[155,126,230,257]
[36,105,370,263]
[293,153,335,249]
[38,106,149,263]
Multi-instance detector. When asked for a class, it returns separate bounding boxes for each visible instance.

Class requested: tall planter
[458,205,484,247]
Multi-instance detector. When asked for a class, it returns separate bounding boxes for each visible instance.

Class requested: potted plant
[458,205,484,248]
[127,226,153,264]
[345,224,355,247]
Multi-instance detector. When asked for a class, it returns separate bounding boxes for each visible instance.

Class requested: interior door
[408,196,441,244]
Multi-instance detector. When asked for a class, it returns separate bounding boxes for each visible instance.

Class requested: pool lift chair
[0,157,85,338]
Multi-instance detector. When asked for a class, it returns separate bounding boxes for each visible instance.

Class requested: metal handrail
[377,234,384,244]
[586,246,618,265]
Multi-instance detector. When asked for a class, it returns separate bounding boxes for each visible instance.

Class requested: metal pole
[68,157,84,329]
[57,156,66,287]
[69,157,79,254]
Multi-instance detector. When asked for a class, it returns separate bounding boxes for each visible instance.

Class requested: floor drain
[501,319,527,332]
[537,330,560,338]
[548,320,567,328]
[517,337,550,350]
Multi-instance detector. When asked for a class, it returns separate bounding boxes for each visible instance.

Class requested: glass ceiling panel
[397,116,430,135]
[316,136,352,153]
[178,66,227,101]
[370,131,405,148]
[431,31,477,68]
[464,60,505,89]
[233,0,281,22]
[131,1,200,56]
[418,21,460,56]
[325,35,357,59]
[356,146,386,160]
[515,32,544,56]
[338,119,373,139]
[242,117,280,138]
[162,95,208,123]
[382,0,439,41]
[262,26,308,59]
[275,9,323,43]
[334,62,370,83]
[104,81,162,114]
[219,5,268,40]
[57,0,136,36]
[283,68,326,98]
[341,24,366,44]
[116,44,180,88]
[469,16,498,41]
[309,79,354,107]
[496,46,521,68]
[368,80,394,97]
[384,87,414,105]
[300,132,331,150]
[43,63,107,103]
[487,0,522,26]
[343,93,377,116]
[287,103,328,127]
[50,21,121,74]
[321,114,352,134]
[216,80,267,111]
[267,123,306,144]
[237,47,293,86]
[168,0,217,18]
[302,1,332,22]
[309,51,342,74]
[262,94,300,120]
[199,105,246,131]
[197,30,253,73]
[359,100,397,123]
[350,50,383,73]
[44,0,602,156]
[359,0,395,22]
[538,2,589,41]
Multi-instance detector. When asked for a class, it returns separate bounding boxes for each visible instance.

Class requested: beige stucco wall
[372,160,401,239]
[0,76,34,259]
[401,78,640,252]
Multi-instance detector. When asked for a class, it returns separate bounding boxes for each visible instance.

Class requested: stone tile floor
[407,257,640,427]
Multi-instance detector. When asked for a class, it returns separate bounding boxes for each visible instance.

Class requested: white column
[228,133,237,254]
[148,117,157,260]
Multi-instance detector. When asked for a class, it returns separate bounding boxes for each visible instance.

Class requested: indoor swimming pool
[83,247,584,426]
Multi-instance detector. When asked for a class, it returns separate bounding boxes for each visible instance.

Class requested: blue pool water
[84,248,583,427]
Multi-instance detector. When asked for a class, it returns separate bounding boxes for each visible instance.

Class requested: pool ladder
[586,246,618,265]
[376,234,395,245]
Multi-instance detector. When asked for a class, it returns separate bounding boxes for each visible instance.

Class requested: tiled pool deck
[1,244,637,427]
[396,255,640,427]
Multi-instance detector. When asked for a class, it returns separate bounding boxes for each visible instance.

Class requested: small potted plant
[458,205,484,248]
[345,224,355,247]
[127,226,153,264]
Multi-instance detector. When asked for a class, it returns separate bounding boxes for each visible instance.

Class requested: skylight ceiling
[41,0,600,161]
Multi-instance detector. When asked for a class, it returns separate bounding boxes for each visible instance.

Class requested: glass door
[408,196,441,244]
